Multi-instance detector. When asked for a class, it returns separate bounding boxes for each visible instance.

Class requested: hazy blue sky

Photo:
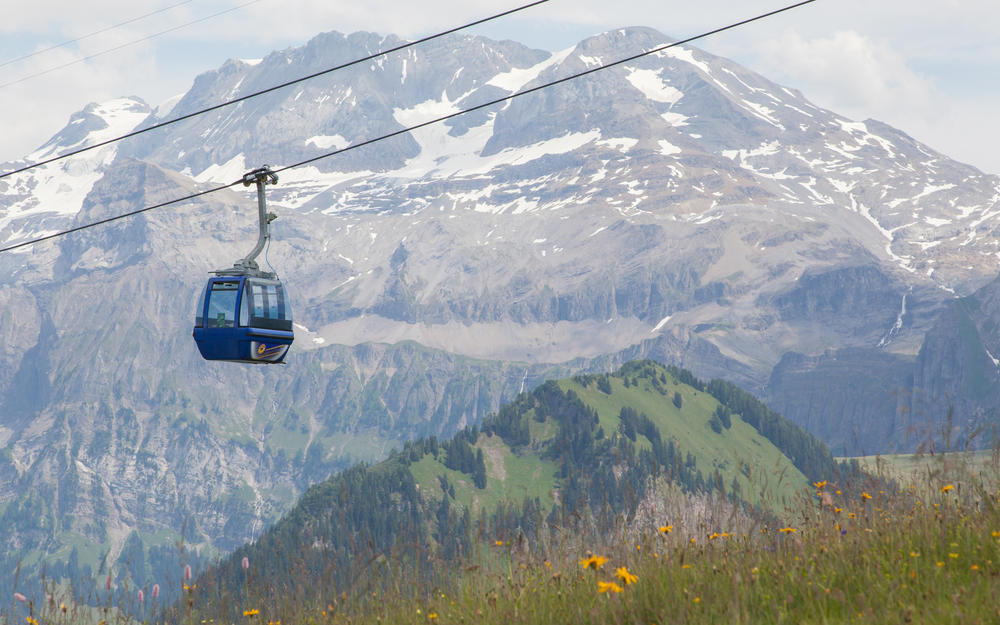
[2,0,998,174]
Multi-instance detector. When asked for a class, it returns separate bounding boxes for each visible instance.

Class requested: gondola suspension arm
[220,166,279,278]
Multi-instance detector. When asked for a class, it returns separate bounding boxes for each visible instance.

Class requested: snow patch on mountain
[741,100,783,128]
[657,140,681,156]
[1,97,150,249]
[650,315,672,333]
[27,98,149,162]
[837,119,897,158]
[306,135,350,150]
[857,200,916,273]
[153,93,185,119]
[721,141,781,162]
[192,153,249,183]
[658,46,711,74]
[486,47,570,92]
[625,67,683,104]
[391,84,602,182]
[597,137,638,153]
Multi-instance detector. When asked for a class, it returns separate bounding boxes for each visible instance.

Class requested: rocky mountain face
[1,26,999,589]
[767,348,916,455]
[908,275,1000,445]
[767,274,1000,456]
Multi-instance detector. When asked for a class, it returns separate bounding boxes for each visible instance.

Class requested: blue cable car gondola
[193,167,294,364]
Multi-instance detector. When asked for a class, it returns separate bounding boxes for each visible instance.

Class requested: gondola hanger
[192,166,294,364]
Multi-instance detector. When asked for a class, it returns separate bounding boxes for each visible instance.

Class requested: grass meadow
[7,450,1000,625]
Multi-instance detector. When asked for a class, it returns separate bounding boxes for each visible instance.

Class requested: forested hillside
[180,360,863,620]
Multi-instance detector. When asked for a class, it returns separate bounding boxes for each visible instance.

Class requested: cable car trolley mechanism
[193,166,294,364]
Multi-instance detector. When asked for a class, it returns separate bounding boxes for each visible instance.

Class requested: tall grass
[6,451,999,625]
[221,455,1000,625]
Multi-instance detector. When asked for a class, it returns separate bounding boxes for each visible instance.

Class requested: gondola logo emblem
[254,342,287,359]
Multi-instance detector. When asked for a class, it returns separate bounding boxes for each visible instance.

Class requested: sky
[1,0,998,174]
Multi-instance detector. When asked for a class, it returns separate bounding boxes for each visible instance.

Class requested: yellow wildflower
[693,597,701,603]
[597,581,623,594]
[941,484,954,493]
[579,555,608,570]
[779,527,796,534]
[616,566,639,585]
[813,481,827,489]
[861,492,872,500]
[427,613,438,620]
[494,540,504,546]
[243,609,259,618]
[659,525,673,534]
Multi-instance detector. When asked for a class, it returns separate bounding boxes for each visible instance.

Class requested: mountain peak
[576,25,673,52]
[29,97,150,162]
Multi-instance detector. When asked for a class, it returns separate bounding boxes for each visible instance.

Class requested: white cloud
[737,27,998,174]
[0,27,161,162]
[759,30,934,117]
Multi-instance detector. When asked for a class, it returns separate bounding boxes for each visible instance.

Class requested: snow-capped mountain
[1,26,999,589]
[0,99,151,258]
[112,27,1000,367]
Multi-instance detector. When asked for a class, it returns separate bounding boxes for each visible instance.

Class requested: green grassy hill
[182,360,856,620]
[558,371,808,507]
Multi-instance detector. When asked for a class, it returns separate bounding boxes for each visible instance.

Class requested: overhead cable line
[0,0,265,90]
[0,0,197,70]
[0,0,552,181]
[0,0,816,255]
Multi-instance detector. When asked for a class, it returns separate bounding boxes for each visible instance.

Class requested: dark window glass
[206,281,239,328]
[245,279,292,331]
